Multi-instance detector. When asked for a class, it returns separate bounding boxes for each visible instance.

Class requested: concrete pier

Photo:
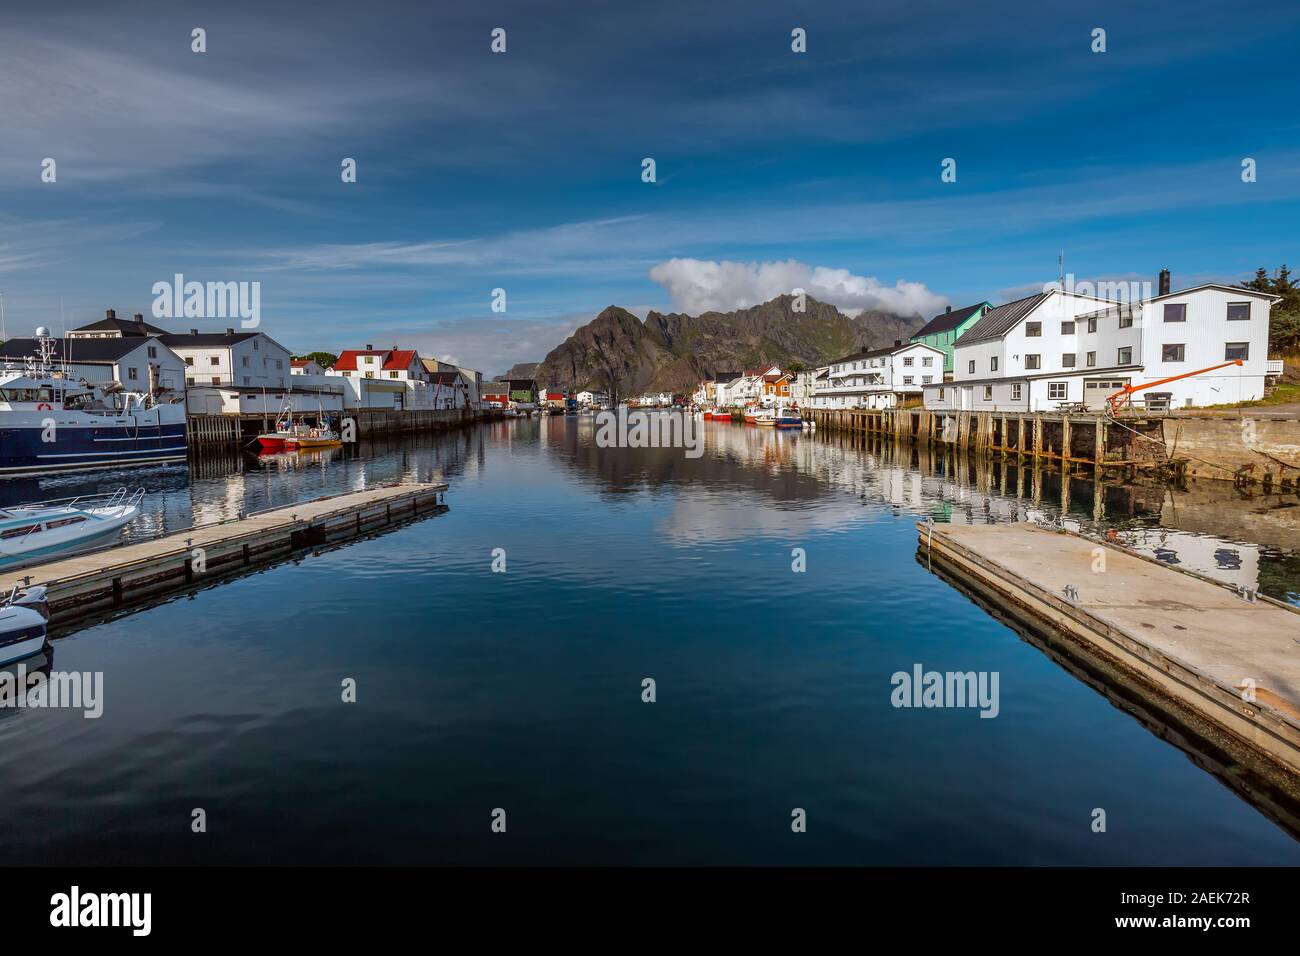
[4,482,448,626]
[919,521,1300,785]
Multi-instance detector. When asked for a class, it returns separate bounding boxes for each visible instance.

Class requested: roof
[428,371,465,385]
[1073,302,1137,323]
[333,348,420,372]
[160,331,261,347]
[0,336,152,363]
[505,378,537,389]
[290,358,314,367]
[1147,283,1282,303]
[912,302,989,339]
[826,341,942,366]
[72,315,169,336]
[957,292,1054,345]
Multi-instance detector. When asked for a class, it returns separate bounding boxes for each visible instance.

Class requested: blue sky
[1,0,1297,374]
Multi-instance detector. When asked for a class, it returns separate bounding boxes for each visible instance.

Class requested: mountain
[500,361,539,381]
[526,294,922,399]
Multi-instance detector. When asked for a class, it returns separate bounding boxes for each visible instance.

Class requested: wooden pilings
[808,407,1122,472]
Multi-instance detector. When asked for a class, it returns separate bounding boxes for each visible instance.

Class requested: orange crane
[1107,359,1243,414]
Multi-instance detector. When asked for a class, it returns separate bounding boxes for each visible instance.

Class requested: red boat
[702,410,714,420]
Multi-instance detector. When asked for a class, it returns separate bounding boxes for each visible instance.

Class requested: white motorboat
[0,584,48,665]
[0,488,143,569]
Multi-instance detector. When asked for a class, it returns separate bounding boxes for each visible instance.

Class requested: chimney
[106,308,116,320]
[190,329,198,335]
[225,328,235,336]
[365,343,373,351]
[945,305,952,313]
[894,339,902,348]
[1158,268,1170,296]
[133,312,145,324]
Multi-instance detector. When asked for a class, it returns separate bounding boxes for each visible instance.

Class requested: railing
[1266,359,1285,375]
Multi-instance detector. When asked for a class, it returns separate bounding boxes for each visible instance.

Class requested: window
[1086,351,1096,367]
[1162,343,1185,362]
[903,357,913,366]
[1119,312,1133,328]
[276,359,283,369]
[1227,302,1251,321]
[242,356,250,367]
[185,357,194,366]
[0,524,40,540]
[127,367,138,380]
[982,386,993,401]
[990,357,999,372]
[922,375,932,384]
[1061,321,1075,334]
[1048,382,1068,400]
[1087,318,1097,333]
[243,376,251,386]
[1025,321,1042,337]
[921,356,933,366]
[209,356,219,365]
[1011,383,1022,401]
[1024,354,1041,370]
[903,376,914,385]
[211,376,220,385]
[937,387,945,400]
[968,360,975,374]
[186,377,195,385]
[1117,347,1133,364]
[253,339,260,350]
[1163,303,1186,322]
[389,371,399,379]
[147,346,157,358]
[1225,342,1250,361]
[1062,353,1076,368]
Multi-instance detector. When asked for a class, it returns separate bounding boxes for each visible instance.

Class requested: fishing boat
[743,407,761,424]
[0,329,188,476]
[754,407,777,426]
[284,424,342,449]
[0,488,142,569]
[773,404,802,428]
[0,584,48,665]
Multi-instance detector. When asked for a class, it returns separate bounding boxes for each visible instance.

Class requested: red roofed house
[325,344,433,409]
[290,357,326,376]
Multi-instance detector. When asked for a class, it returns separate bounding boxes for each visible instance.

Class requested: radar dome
[34,326,51,337]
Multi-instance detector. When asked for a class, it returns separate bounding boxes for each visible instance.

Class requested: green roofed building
[909,302,992,376]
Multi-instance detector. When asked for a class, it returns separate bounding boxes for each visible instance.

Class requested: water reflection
[0,417,1295,604]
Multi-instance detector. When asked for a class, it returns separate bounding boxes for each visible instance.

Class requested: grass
[1197,381,1300,410]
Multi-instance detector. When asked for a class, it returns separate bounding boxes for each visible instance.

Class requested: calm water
[2,418,1298,864]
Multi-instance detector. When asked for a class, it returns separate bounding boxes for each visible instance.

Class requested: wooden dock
[4,482,448,626]
[919,521,1300,788]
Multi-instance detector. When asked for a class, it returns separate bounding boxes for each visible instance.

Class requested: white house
[923,279,1279,412]
[291,357,326,375]
[426,369,471,409]
[576,389,608,406]
[422,358,483,408]
[815,341,946,409]
[164,329,293,390]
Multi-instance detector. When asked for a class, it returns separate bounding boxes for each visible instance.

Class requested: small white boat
[0,488,143,569]
[0,584,48,665]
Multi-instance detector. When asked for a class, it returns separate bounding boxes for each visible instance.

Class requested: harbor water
[1,417,1298,864]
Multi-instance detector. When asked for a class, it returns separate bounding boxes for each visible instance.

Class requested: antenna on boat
[0,290,6,342]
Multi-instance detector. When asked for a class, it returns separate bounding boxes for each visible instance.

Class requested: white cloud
[648,258,947,317]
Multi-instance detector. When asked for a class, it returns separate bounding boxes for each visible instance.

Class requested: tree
[296,351,339,369]
[1240,266,1300,353]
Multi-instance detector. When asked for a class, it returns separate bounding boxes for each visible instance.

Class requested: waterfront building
[291,358,326,375]
[422,358,483,408]
[576,389,608,407]
[0,332,186,395]
[761,369,793,404]
[923,276,1280,412]
[426,370,471,409]
[164,328,294,390]
[815,341,946,409]
[909,302,992,377]
[505,378,539,406]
